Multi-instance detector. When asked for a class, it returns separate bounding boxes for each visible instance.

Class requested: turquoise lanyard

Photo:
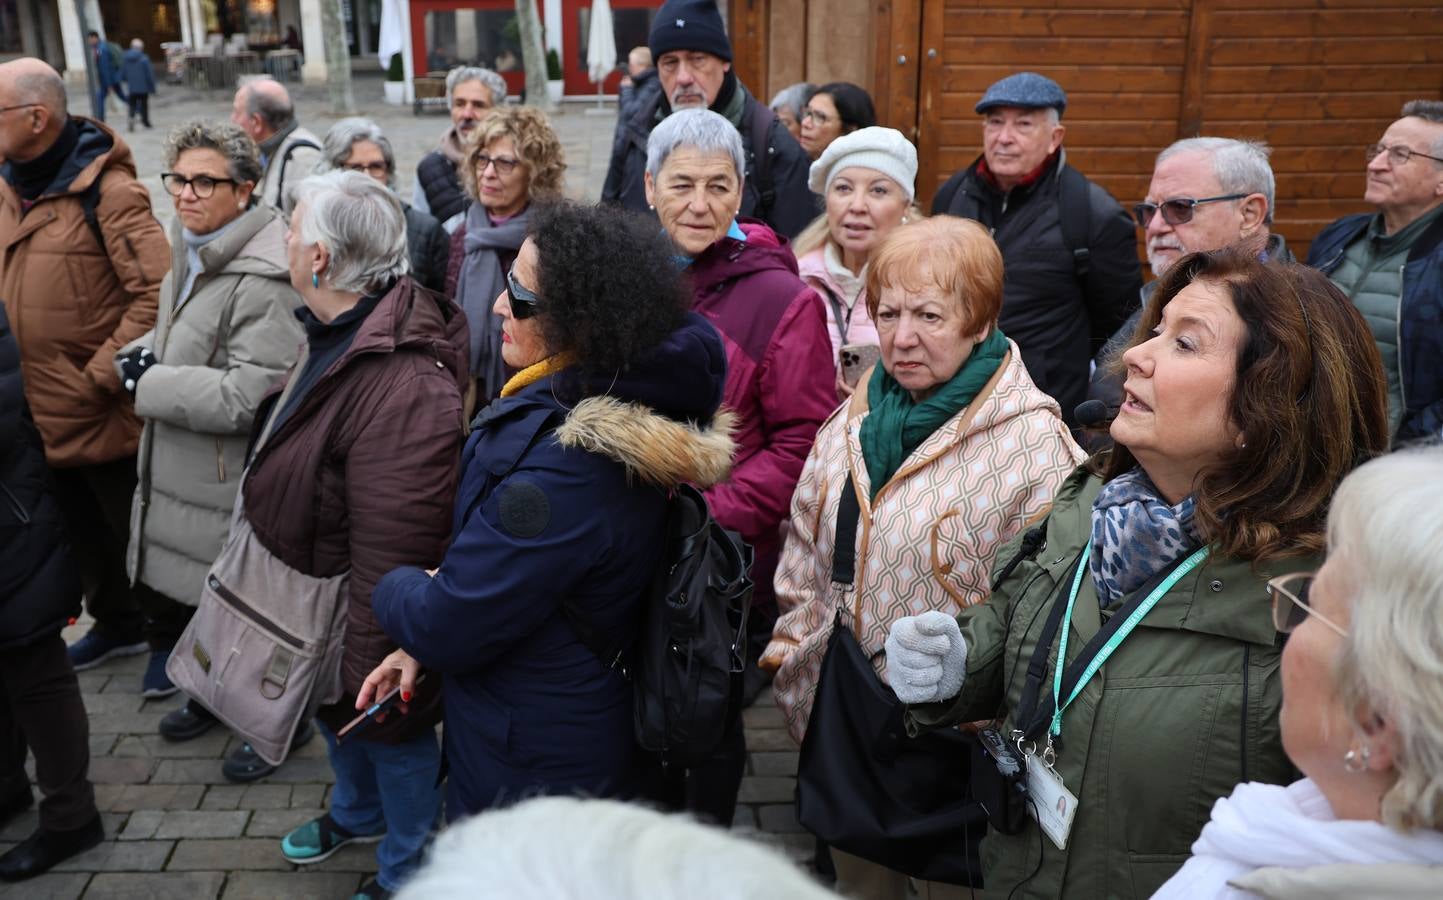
[1049,543,1212,738]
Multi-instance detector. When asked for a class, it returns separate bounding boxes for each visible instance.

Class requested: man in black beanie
[602,0,816,239]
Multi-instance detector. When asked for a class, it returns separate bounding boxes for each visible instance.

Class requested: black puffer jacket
[0,304,81,649]
[404,203,450,295]
[932,152,1141,424]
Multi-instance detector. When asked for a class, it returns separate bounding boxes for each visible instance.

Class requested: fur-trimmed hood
[557,399,735,490]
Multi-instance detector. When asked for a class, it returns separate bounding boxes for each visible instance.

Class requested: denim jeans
[320,722,441,891]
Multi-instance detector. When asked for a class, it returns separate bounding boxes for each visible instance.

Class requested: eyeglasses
[801,108,833,126]
[342,162,389,177]
[1366,143,1443,167]
[160,173,240,198]
[0,103,39,115]
[1267,572,1348,638]
[505,267,540,319]
[1132,194,1249,228]
[474,154,522,176]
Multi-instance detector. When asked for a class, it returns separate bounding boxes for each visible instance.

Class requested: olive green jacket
[908,466,1308,899]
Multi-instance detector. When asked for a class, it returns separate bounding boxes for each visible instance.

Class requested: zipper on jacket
[1240,643,1250,783]
[1396,264,1408,415]
[0,482,31,524]
[215,437,226,482]
[207,574,306,650]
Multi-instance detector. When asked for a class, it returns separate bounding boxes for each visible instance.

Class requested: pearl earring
[1344,745,1371,773]
[312,272,319,289]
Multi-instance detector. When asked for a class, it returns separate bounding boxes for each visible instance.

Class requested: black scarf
[6,119,80,202]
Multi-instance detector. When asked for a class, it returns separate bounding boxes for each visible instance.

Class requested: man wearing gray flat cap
[931,71,1141,427]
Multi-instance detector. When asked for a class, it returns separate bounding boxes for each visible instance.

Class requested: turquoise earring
[312,272,319,289]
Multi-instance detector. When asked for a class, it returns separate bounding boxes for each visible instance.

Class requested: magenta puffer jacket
[688,220,838,609]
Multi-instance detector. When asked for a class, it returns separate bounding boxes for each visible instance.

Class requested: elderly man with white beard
[1083,137,1291,428]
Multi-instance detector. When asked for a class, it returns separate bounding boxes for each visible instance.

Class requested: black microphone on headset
[1074,399,1119,429]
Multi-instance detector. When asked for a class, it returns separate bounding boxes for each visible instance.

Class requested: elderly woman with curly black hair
[367,202,733,821]
[447,106,566,405]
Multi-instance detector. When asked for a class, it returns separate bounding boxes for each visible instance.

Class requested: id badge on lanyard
[1012,542,1211,850]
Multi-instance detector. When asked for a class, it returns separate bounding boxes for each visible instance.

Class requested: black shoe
[159,699,218,742]
[0,785,33,829]
[0,816,103,881]
[222,720,314,784]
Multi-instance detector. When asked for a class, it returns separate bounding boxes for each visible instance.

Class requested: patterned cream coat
[762,341,1085,744]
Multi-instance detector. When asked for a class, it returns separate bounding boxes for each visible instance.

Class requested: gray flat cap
[974,72,1067,116]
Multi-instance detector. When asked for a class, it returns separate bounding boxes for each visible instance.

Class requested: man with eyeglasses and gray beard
[1085,137,1290,432]
[1308,100,1443,444]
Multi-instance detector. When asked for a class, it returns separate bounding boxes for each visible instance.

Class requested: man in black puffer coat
[0,305,103,881]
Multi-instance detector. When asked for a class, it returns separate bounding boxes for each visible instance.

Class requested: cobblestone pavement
[0,76,807,899]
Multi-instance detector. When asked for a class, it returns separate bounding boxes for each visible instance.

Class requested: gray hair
[394,797,840,900]
[163,119,263,185]
[446,66,507,105]
[1401,100,1443,159]
[130,38,144,50]
[769,82,815,120]
[317,117,397,188]
[645,108,745,182]
[1156,137,1276,225]
[237,75,294,131]
[1330,446,1443,831]
[290,171,410,294]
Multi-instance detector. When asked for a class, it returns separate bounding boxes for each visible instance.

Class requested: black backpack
[565,483,754,770]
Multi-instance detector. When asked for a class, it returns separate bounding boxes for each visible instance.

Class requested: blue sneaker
[141,651,178,699]
[66,630,148,671]
[280,812,383,865]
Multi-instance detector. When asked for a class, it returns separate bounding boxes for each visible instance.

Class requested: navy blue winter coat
[0,305,81,649]
[372,312,733,820]
[1307,212,1443,442]
[121,48,157,96]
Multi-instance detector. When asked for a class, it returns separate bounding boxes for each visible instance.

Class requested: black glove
[118,348,156,397]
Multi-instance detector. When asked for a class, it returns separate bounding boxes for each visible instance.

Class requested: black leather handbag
[794,476,986,886]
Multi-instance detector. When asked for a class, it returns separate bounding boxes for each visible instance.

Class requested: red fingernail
[401,691,411,702]
[68,617,78,625]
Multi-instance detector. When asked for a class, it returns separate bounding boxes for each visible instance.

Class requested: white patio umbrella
[378,0,406,70]
[586,0,618,109]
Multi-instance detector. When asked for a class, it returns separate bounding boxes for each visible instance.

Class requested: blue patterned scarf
[1089,468,1199,608]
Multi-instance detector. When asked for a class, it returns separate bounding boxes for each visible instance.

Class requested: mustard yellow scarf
[499,353,577,398]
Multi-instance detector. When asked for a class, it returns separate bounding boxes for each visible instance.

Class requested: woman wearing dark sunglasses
[884,253,1389,898]
[1157,448,1443,897]
[367,201,733,824]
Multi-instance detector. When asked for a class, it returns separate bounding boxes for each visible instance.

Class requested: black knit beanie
[649,0,732,63]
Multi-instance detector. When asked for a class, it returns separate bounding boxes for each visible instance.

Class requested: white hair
[1156,137,1276,225]
[394,797,839,900]
[769,82,815,120]
[645,108,745,182]
[317,117,396,188]
[446,66,507,105]
[291,171,409,294]
[1329,446,1443,831]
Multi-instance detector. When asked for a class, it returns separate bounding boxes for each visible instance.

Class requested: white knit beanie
[807,126,918,202]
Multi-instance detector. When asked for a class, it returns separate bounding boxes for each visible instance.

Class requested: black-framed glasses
[505,267,540,319]
[160,173,239,198]
[342,162,389,177]
[474,153,522,176]
[0,103,39,115]
[1132,193,1248,228]
[1267,572,1347,637]
[1366,143,1443,167]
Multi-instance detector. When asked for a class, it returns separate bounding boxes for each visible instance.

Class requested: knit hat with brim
[808,126,918,202]
[650,0,732,63]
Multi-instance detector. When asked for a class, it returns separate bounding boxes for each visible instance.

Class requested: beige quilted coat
[762,341,1085,745]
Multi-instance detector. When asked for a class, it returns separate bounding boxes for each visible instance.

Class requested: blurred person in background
[414,66,508,234]
[799,82,876,162]
[770,82,815,143]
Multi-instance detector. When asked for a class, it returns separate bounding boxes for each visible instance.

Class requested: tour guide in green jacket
[884,251,1390,898]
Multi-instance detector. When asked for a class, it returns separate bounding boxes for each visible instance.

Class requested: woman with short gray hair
[1157,447,1443,897]
[769,82,815,142]
[318,118,449,294]
[122,119,303,736]
[236,170,470,900]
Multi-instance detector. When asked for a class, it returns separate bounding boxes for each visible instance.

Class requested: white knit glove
[885,610,967,705]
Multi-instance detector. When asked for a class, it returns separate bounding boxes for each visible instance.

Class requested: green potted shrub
[546,47,563,103]
[383,52,404,105]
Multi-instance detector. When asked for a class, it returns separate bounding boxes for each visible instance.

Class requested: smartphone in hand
[840,343,881,388]
[338,672,426,743]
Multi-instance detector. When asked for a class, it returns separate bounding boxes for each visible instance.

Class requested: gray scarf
[457,202,530,395]
[178,215,244,311]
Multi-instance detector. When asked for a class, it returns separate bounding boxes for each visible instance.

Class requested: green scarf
[859,329,1009,499]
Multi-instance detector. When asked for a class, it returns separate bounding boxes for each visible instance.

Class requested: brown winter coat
[0,117,166,467]
[241,277,469,741]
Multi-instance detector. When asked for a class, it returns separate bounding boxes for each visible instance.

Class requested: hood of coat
[172,203,292,281]
[12,116,133,201]
[687,218,801,298]
[551,311,733,489]
[344,277,470,394]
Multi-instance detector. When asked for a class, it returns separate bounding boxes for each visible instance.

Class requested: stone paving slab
[8,76,812,900]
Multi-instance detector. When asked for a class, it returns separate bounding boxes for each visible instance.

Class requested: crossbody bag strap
[819,284,851,347]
